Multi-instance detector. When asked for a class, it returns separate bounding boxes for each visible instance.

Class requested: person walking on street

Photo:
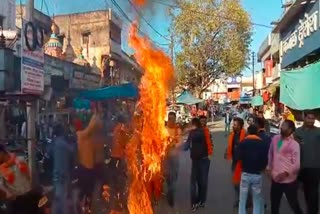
[164,112,183,207]
[267,120,302,214]
[225,117,246,208]
[224,109,233,136]
[256,117,272,147]
[295,111,320,214]
[52,123,76,214]
[185,118,213,211]
[236,125,269,214]
[257,111,271,136]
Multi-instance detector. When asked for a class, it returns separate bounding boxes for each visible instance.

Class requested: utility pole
[170,33,175,103]
[170,34,174,61]
[252,51,255,95]
[26,0,38,187]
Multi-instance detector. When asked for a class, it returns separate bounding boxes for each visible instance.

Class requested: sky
[17,0,283,75]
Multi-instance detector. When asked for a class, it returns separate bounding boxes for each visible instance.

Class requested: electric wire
[110,0,170,47]
[150,0,273,29]
[126,0,170,41]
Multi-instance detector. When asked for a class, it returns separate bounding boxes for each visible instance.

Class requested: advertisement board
[264,59,273,84]
[21,21,45,95]
[226,76,241,88]
[280,0,320,68]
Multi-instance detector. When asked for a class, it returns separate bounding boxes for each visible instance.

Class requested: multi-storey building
[54,9,141,85]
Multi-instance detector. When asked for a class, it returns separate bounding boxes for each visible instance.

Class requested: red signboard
[264,60,273,78]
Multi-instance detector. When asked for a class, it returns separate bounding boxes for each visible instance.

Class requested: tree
[171,0,252,97]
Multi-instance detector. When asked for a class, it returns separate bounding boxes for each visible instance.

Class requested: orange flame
[133,0,146,6]
[126,22,174,214]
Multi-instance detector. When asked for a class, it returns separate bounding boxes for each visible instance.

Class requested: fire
[125,22,174,214]
[133,0,146,6]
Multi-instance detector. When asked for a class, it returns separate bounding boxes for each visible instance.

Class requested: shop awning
[79,82,139,101]
[239,95,252,104]
[176,91,203,105]
[251,95,263,107]
[280,61,320,110]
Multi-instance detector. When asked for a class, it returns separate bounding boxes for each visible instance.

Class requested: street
[154,119,300,214]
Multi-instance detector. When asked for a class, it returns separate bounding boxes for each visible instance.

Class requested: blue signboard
[281,0,320,68]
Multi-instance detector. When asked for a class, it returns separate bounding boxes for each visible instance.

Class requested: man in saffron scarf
[225,117,246,208]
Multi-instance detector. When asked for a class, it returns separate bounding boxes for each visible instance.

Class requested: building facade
[54,9,141,85]
[0,0,15,30]
[257,32,281,89]
[209,79,228,103]
[226,76,241,102]
[278,0,320,69]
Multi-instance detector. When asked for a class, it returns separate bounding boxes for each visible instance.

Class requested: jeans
[270,181,303,214]
[190,158,210,205]
[52,181,69,214]
[164,155,179,205]
[225,123,231,134]
[239,172,263,214]
[299,168,320,214]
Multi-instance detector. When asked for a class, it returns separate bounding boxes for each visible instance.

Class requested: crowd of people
[0,101,320,214]
[225,109,320,214]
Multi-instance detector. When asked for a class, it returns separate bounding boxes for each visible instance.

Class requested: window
[110,22,121,44]
[82,32,90,45]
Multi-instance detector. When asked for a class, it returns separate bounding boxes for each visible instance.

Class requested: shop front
[226,76,241,102]
[280,0,320,69]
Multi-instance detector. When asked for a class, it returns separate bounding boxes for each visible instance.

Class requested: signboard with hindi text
[280,0,320,68]
[21,20,45,95]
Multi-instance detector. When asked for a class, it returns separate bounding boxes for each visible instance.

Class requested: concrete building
[257,32,281,89]
[207,79,228,103]
[54,9,141,85]
[0,0,15,30]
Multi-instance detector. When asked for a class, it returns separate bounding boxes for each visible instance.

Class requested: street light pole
[252,51,255,95]
[26,0,38,187]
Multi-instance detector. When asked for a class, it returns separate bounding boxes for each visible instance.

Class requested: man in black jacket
[185,118,213,211]
[236,125,269,214]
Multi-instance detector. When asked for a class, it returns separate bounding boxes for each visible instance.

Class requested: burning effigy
[103,1,174,213]
[125,22,174,213]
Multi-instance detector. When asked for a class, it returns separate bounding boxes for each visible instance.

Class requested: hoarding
[21,21,44,95]
[226,76,241,88]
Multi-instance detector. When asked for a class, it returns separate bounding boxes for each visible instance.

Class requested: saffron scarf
[226,129,246,185]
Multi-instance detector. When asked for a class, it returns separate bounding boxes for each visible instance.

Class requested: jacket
[226,129,246,184]
[236,135,268,175]
[258,129,271,147]
[185,128,213,160]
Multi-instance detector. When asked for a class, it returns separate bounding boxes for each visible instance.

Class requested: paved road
[91,119,306,214]
[154,119,302,214]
